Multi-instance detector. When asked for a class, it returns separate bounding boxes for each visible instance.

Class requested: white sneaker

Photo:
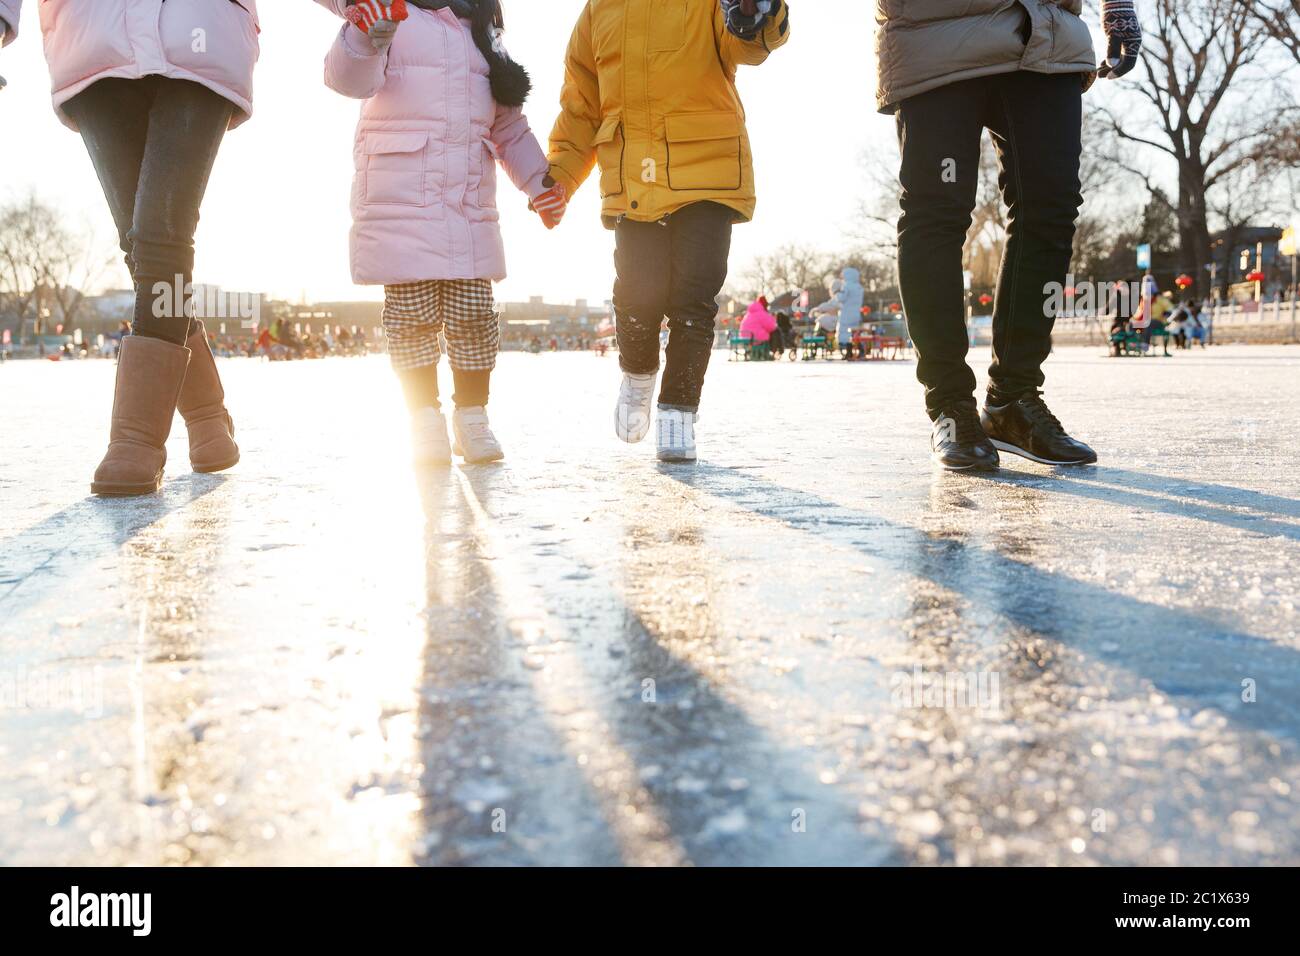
[452,406,505,464]
[411,407,452,466]
[656,408,697,462]
[615,371,657,443]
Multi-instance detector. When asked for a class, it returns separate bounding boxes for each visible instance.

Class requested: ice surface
[1,345,1298,865]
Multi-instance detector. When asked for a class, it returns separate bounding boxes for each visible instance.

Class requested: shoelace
[1018,393,1066,436]
[940,405,984,444]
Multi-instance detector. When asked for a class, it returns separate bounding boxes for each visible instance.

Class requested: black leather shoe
[931,401,1000,472]
[981,393,1098,465]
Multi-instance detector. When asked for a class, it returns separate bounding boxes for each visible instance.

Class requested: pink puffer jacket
[740,300,777,344]
[26,0,259,131]
[318,1,550,285]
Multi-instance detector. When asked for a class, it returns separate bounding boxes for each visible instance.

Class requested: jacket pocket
[664,111,743,192]
[648,0,686,53]
[592,113,625,198]
[362,131,429,206]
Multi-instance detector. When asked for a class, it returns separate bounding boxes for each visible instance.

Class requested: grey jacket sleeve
[0,0,21,47]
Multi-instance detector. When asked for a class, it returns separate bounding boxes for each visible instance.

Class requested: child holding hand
[320,0,567,464]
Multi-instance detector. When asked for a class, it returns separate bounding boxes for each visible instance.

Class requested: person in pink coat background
[740,297,778,346]
[0,0,259,496]
[319,0,567,467]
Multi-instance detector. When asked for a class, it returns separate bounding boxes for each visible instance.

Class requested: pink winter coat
[317,1,551,285]
[740,300,777,344]
[22,0,259,131]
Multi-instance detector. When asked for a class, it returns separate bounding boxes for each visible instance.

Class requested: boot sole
[192,452,241,474]
[990,439,1097,466]
[91,475,164,497]
[452,443,504,465]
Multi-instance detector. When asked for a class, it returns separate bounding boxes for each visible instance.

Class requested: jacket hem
[52,68,254,132]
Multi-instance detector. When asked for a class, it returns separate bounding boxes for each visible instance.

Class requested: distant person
[2,0,253,494]
[830,267,865,359]
[740,296,777,350]
[1199,299,1214,346]
[316,0,566,466]
[773,310,793,358]
[877,0,1138,469]
[546,0,791,462]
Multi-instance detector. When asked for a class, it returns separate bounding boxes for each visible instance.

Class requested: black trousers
[64,77,234,345]
[895,70,1084,418]
[613,201,733,411]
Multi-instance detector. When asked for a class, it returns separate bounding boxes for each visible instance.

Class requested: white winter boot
[411,407,452,466]
[452,406,505,464]
[615,371,657,443]
[656,408,697,462]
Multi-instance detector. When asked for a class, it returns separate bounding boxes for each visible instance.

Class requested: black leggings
[64,77,234,345]
[613,202,734,411]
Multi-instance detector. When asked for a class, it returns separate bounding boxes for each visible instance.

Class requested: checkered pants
[382,279,500,372]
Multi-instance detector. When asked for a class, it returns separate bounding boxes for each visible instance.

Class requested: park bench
[801,334,828,360]
[729,334,772,361]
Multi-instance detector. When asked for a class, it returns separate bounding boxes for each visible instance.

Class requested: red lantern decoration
[978,293,993,306]
[860,306,872,316]
[1246,270,1265,283]
[1174,273,1193,290]
[888,303,902,313]
[1063,286,1077,296]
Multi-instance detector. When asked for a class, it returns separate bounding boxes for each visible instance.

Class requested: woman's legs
[65,77,234,345]
[65,77,236,493]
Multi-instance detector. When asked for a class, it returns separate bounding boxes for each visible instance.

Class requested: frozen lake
[1,344,1298,865]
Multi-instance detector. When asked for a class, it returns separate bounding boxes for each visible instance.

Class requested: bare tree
[740,243,836,299]
[1095,0,1279,284]
[0,193,113,346]
[1244,1,1300,63]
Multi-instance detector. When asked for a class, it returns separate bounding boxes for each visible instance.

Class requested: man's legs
[895,78,988,419]
[983,70,1084,404]
[979,70,1096,466]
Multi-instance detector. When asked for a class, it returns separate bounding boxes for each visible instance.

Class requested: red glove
[345,0,409,34]
[531,176,568,230]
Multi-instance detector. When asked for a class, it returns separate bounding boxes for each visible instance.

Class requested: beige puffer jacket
[875,0,1096,113]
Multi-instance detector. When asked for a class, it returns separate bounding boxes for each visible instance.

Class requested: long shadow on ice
[0,476,229,620]
[662,464,1300,744]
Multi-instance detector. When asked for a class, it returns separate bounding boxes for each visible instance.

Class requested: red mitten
[530,177,568,230]
[345,0,409,34]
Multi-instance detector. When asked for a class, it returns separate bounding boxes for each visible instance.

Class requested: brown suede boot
[177,320,240,473]
[91,335,192,497]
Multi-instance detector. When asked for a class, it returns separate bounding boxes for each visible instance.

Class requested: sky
[0,0,887,306]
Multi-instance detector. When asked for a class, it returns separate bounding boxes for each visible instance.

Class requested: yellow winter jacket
[547,0,791,226]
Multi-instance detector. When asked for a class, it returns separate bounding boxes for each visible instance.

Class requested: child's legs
[613,218,673,377]
[661,202,733,411]
[440,279,498,408]
[384,281,444,410]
